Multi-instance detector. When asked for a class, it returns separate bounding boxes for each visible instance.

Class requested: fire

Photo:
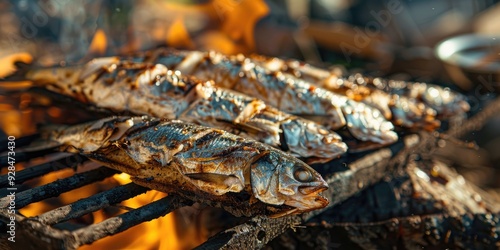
[0,1,272,248]
[88,29,108,55]
[16,170,184,249]
[0,52,32,78]
[20,167,96,217]
[216,0,269,51]
[133,0,269,54]
[166,17,195,50]
[78,173,181,250]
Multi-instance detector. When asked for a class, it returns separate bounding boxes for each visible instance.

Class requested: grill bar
[0,147,56,168]
[0,167,118,208]
[0,155,86,188]
[35,182,150,225]
[0,134,39,152]
[72,195,193,248]
[195,215,302,249]
[448,97,500,138]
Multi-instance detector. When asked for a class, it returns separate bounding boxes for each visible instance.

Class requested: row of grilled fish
[8,48,471,217]
[25,59,346,163]
[251,54,470,127]
[23,49,471,161]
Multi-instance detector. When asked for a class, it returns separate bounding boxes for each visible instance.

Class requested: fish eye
[293,167,313,182]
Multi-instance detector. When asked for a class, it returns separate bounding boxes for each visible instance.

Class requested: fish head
[281,119,347,161]
[250,150,329,216]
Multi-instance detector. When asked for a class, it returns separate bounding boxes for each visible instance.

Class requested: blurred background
[1,0,500,249]
[0,0,499,74]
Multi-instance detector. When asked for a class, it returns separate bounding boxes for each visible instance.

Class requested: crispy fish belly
[250,55,469,128]
[43,116,329,217]
[25,60,346,163]
[134,49,398,150]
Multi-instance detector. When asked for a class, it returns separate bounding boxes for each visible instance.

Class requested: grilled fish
[41,116,329,217]
[251,55,469,128]
[129,49,399,150]
[24,59,347,163]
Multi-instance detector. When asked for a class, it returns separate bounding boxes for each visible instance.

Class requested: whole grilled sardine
[251,55,469,128]
[41,116,329,217]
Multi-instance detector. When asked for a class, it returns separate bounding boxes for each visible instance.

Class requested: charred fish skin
[25,60,347,162]
[44,116,329,216]
[139,49,398,148]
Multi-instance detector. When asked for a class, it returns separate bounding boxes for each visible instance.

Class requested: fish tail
[11,123,68,153]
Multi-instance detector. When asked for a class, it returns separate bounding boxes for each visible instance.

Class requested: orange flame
[216,0,269,50]
[88,29,108,55]
[166,17,195,50]
[135,0,269,54]
[77,173,181,250]
[20,168,91,217]
[0,52,32,78]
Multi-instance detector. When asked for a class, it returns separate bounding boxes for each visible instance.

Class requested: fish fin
[185,173,240,185]
[215,118,278,140]
[184,173,244,195]
[268,208,299,218]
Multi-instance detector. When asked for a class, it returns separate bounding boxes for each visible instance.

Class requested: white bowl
[435,34,500,91]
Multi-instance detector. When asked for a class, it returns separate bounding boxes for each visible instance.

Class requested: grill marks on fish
[41,116,329,217]
[25,59,347,163]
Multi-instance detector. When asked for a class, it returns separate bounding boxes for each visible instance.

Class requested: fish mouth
[269,194,328,218]
[299,184,328,196]
[275,184,329,218]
